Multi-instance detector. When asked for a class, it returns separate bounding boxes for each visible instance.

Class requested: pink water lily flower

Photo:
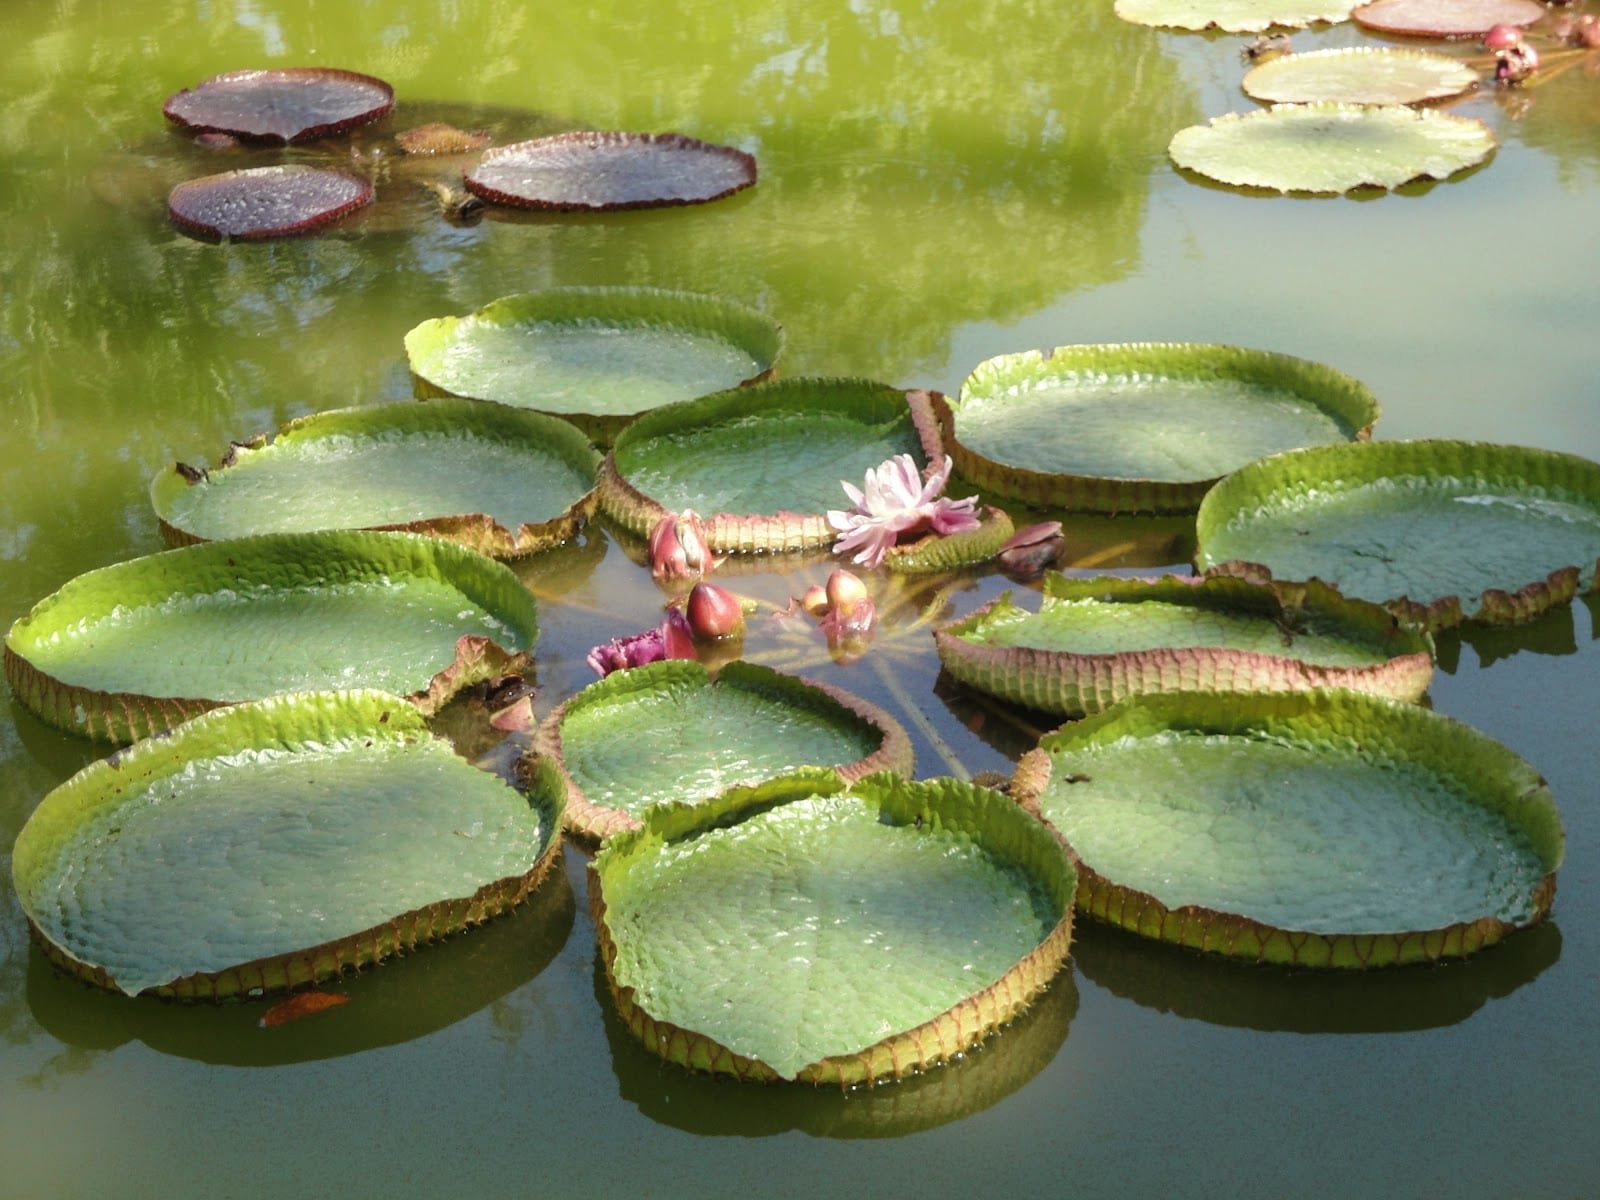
[586,608,697,677]
[827,454,980,569]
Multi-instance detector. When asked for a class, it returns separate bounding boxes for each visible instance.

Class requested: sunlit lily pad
[935,573,1432,718]
[1243,48,1481,105]
[1195,440,1600,630]
[162,68,395,144]
[600,380,1012,564]
[535,660,913,841]
[3,531,538,743]
[1352,0,1545,36]
[939,344,1377,513]
[591,769,1075,1084]
[151,400,600,558]
[1116,0,1357,32]
[404,288,782,443]
[1170,104,1495,193]
[11,690,564,998]
[1012,690,1563,967]
[167,165,374,241]
[464,131,757,211]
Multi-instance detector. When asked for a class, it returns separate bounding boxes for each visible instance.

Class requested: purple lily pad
[464,131,757,212]
[163,68,395,144]
[1351,0,1544,37]
[167,165,374,241]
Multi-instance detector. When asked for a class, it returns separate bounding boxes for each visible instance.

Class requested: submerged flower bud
[648,509,713,583]
[1494,40,1539,84]
[686,582,746,641]
[997,521,1064,581]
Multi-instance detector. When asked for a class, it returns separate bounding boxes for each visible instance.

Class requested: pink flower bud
[661,606,699,659]
[1484,23,1524,49]
[822,570,876,640]
[648,509,712,583]
[801,584,830,617]
[686,582,746,641]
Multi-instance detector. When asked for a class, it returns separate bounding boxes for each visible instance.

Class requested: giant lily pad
[167,165,374,241]
[162,68,395,144]
[404,288,783,443]
[464,131,757,211]
[939,344,1377,513]
[935,573,1432,718]
[1243,49,1481,106]
[600,380,1013,565]
[1012,690,1563,968]
[591,769,1076,1085]
[151,400,600,558]
[1352,0,1545,36]
[1195,440,1600,630]
[1170,104,1495,194]
[534,659,913,841]
[1116,0,1357,30]
[4,530,538,743]
[11,690,564,998]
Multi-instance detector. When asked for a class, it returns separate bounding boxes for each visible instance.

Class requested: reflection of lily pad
[592,769,1075,1084]
[1116,0,1357,31]
[12,690,565,998]
[935,573,1432,718]
[535,659,913,841]
[162,68,395,143]
[1195,440,1600,630]
[1170,104,1495,194]
[940,344,1377,512]
[167,165,374,241]
[404,287,782,443]
[1243,49,1481,106]
[1352,0,1545,36]
[4,531,538,743]
[1013,690,1563,968]
[465,131,757,211]
[151,400,600,558]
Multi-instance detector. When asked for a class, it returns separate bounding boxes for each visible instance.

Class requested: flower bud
[648,509,712,583]
[800,584,830,618]
[822,570,876,640]
[997,521,1064,581]
[1483,23,1523,49]
[686,582,746,641]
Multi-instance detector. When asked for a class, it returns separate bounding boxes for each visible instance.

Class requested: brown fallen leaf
[258,990,350,1028]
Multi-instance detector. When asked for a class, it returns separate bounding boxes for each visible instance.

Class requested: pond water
[2,1,1598,1197]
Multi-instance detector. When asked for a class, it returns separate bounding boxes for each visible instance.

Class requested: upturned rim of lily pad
[404,286,784,444]
[531,659,915,842]
[463,130,757,212]
[1195,439,1600,631]
[1241,47,1483,106]
[3,530,538,743]
[937,343,1379,513]
[167,165,375,241]
[150,399,601,559]
[1011,689,1563,968]
[589,768,1077,1085]
[162,67,396,144]
[11,690,566,999]
[1351,0,1546,37]
[934,572,1434,719]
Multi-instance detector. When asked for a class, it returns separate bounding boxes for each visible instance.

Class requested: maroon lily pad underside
[167,165,374,241]
[163,67,395,143]
[1351,0,1544,36]
[464,131,757,212]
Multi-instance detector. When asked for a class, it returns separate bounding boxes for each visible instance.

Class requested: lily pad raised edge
[406,287,785,445]
[3,530,539,743]
[11,690,567,999]
[1195,439,1600,631]
[597,380,946,556]
[934,573,1434,718]
[937,344,1379,514]
[151,400,602,559]
[1010,689,1564,968]
[531,659,915,843]
[589,768,1077,1085]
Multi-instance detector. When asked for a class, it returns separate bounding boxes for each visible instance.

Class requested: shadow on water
[1433,602,1581,674]
[22,854,575,1070]
[1072,918,1562,1034]
[601,958,1079,1139]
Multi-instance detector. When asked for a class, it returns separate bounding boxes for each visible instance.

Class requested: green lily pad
[935,573,1432,718]
[4,530,538,743]
[1116,0,1357,32]
[534,660,913,841]
[1195,440,1600,630]
[11,690,565,998]
[938,344,1378,513]
[151,400,601,558]
[1351,0,1545,36]
[591,769,1076,1084]
[1243,48,1482,106]
[404,287,783,444]
[1012,690,1563,968]
[1170,103,1496,194]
